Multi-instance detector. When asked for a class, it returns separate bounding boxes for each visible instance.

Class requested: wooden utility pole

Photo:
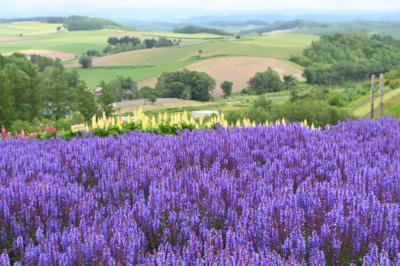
[379,73,384,117]
[370,74,375,119]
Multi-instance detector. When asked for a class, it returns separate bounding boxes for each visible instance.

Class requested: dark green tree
[156,70,215,101]
[140,86,158,103]
[40,67,71,119]
[248,68,282,94]
[221,81,233,98]
[144,39,158,49]
[76,84,98,120]
[0,71,15,127]
[79,56,92,68]
[98,81,116,116]
[283,75,297,90]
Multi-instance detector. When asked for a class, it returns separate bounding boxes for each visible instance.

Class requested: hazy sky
[1,0,400,18]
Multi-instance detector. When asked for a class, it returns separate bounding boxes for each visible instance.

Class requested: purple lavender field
[0,119,400,265]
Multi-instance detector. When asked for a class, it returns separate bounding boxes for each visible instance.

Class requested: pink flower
[18,131,26,139]
[44,125,57,136]
[1,127,6,141]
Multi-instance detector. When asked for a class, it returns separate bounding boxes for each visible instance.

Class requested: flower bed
[0,119,399,264]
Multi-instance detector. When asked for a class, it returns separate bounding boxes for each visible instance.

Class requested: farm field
[186,56,303,95]
[0,21,315,89]
[0,21,62,36]
[77,61,198,88]
[0,22,221,55]
[77,35,313,88]
[90,35,316,67]
[138,56,303,95]
[0,21,317,99]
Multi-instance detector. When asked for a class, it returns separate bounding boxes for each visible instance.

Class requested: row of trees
[0,54,155,129]
[174,26,233,36]
[140,68,297,103]
[291,34,400,85]
[103,36,178,55]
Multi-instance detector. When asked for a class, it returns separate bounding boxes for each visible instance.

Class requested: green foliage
[156,70,216,101]
[247,96,273,122]
[94,76,140,116]
[271,100,351,127]
[221,81,233,98]
[79,56,92,68]
[0,71,14,127]
[0,54,97,127]
[76,85,98,119]
[174,25,234,36]
[386,68,400,89]
[30,55,62,71]
[297,34,400,84]
[10,112,85,134]
[248,68,283,94]
[140,86,158,103]
[283,75,297,90]
[289,55,312,67]
[104,36,176,55]
[385,104,400,119]
[86,50,100,57]
[156,37,175,47]
[144,39,158,49]
[108,36,141,46]
[97,76,140,115]
[98,81,115,116]
[243,84,355,127]
[63,16,120,31]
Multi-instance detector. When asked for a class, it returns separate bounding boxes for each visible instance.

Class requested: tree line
[174,26,234,36]
[79,36,180,68]
[291,34,400,85]
[103,36,179,54]
[63,16,120,31]
[239,20,302,36]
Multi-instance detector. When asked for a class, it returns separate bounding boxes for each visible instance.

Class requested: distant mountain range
[2,11,400,38]
[2,9,400,23]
